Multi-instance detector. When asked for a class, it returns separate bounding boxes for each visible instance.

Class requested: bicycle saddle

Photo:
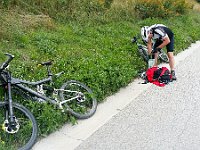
[40,61,52,66]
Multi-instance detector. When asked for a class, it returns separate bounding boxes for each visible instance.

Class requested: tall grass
[134,0,192,19]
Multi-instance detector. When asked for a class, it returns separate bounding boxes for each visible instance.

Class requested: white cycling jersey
[149,24,169,41]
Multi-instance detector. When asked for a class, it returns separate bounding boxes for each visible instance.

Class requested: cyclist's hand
[153,47,161,53]
[148,49,152,55]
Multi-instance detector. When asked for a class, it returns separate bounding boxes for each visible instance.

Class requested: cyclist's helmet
[141,26,150,43]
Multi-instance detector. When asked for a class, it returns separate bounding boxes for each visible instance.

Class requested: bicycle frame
[11,76,58,104]
[10,74,81,108]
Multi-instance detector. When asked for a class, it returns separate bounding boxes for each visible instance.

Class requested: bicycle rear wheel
[0,102,38,150]
[158,49,169,63]
[59,80,97,119]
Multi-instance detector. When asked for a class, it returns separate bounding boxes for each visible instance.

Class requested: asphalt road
[33,41,200,150]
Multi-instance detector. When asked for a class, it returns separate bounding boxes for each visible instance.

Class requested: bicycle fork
[2,72,20,134]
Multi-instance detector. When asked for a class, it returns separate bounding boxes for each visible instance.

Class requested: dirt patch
[19,14,55,29]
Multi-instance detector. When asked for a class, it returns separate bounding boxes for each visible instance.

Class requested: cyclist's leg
[153,41,162,66]
[166,36,175,70]
[166,36,176,80]
[153,52,158,66]
[167,52,175,70]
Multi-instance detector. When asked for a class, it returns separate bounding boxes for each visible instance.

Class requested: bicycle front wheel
[59,80,97,119]
[138,45,149,63]
[158,49,169,63]
[0,102,38,150]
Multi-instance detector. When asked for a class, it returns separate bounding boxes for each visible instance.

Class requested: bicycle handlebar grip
[131,37,137,43]
[0,53,14,72]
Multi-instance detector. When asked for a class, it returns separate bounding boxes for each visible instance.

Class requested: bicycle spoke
[64,88,93,112]
[60,80,97,119]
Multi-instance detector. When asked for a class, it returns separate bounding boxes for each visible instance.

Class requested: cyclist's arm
[157,36,170,49]
[147,35,153,55]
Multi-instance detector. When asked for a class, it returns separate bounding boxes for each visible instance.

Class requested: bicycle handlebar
[0,53,14,72]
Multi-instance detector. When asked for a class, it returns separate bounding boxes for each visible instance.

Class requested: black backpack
[153,67,171,84]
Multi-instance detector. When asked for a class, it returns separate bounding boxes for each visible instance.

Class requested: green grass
[1,1,200,149]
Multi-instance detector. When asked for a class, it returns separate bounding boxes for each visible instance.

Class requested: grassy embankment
[0,0,200,148]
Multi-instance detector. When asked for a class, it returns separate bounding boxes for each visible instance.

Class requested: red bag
[146,66,171,87]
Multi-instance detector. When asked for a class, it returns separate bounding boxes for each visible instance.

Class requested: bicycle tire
[138,46,149,63]
[158,49,169,63]
[0,102,38,150]
[59,80,97,119]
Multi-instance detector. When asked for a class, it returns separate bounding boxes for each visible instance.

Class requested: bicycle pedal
[139,72,146,79]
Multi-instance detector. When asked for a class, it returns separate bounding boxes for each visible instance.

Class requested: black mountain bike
[131,36,169,63]
[4,53,97,119]
[0,54,38,150]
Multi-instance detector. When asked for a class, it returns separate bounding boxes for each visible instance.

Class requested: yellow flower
[1,124,5,131]
[0,137,5,145]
